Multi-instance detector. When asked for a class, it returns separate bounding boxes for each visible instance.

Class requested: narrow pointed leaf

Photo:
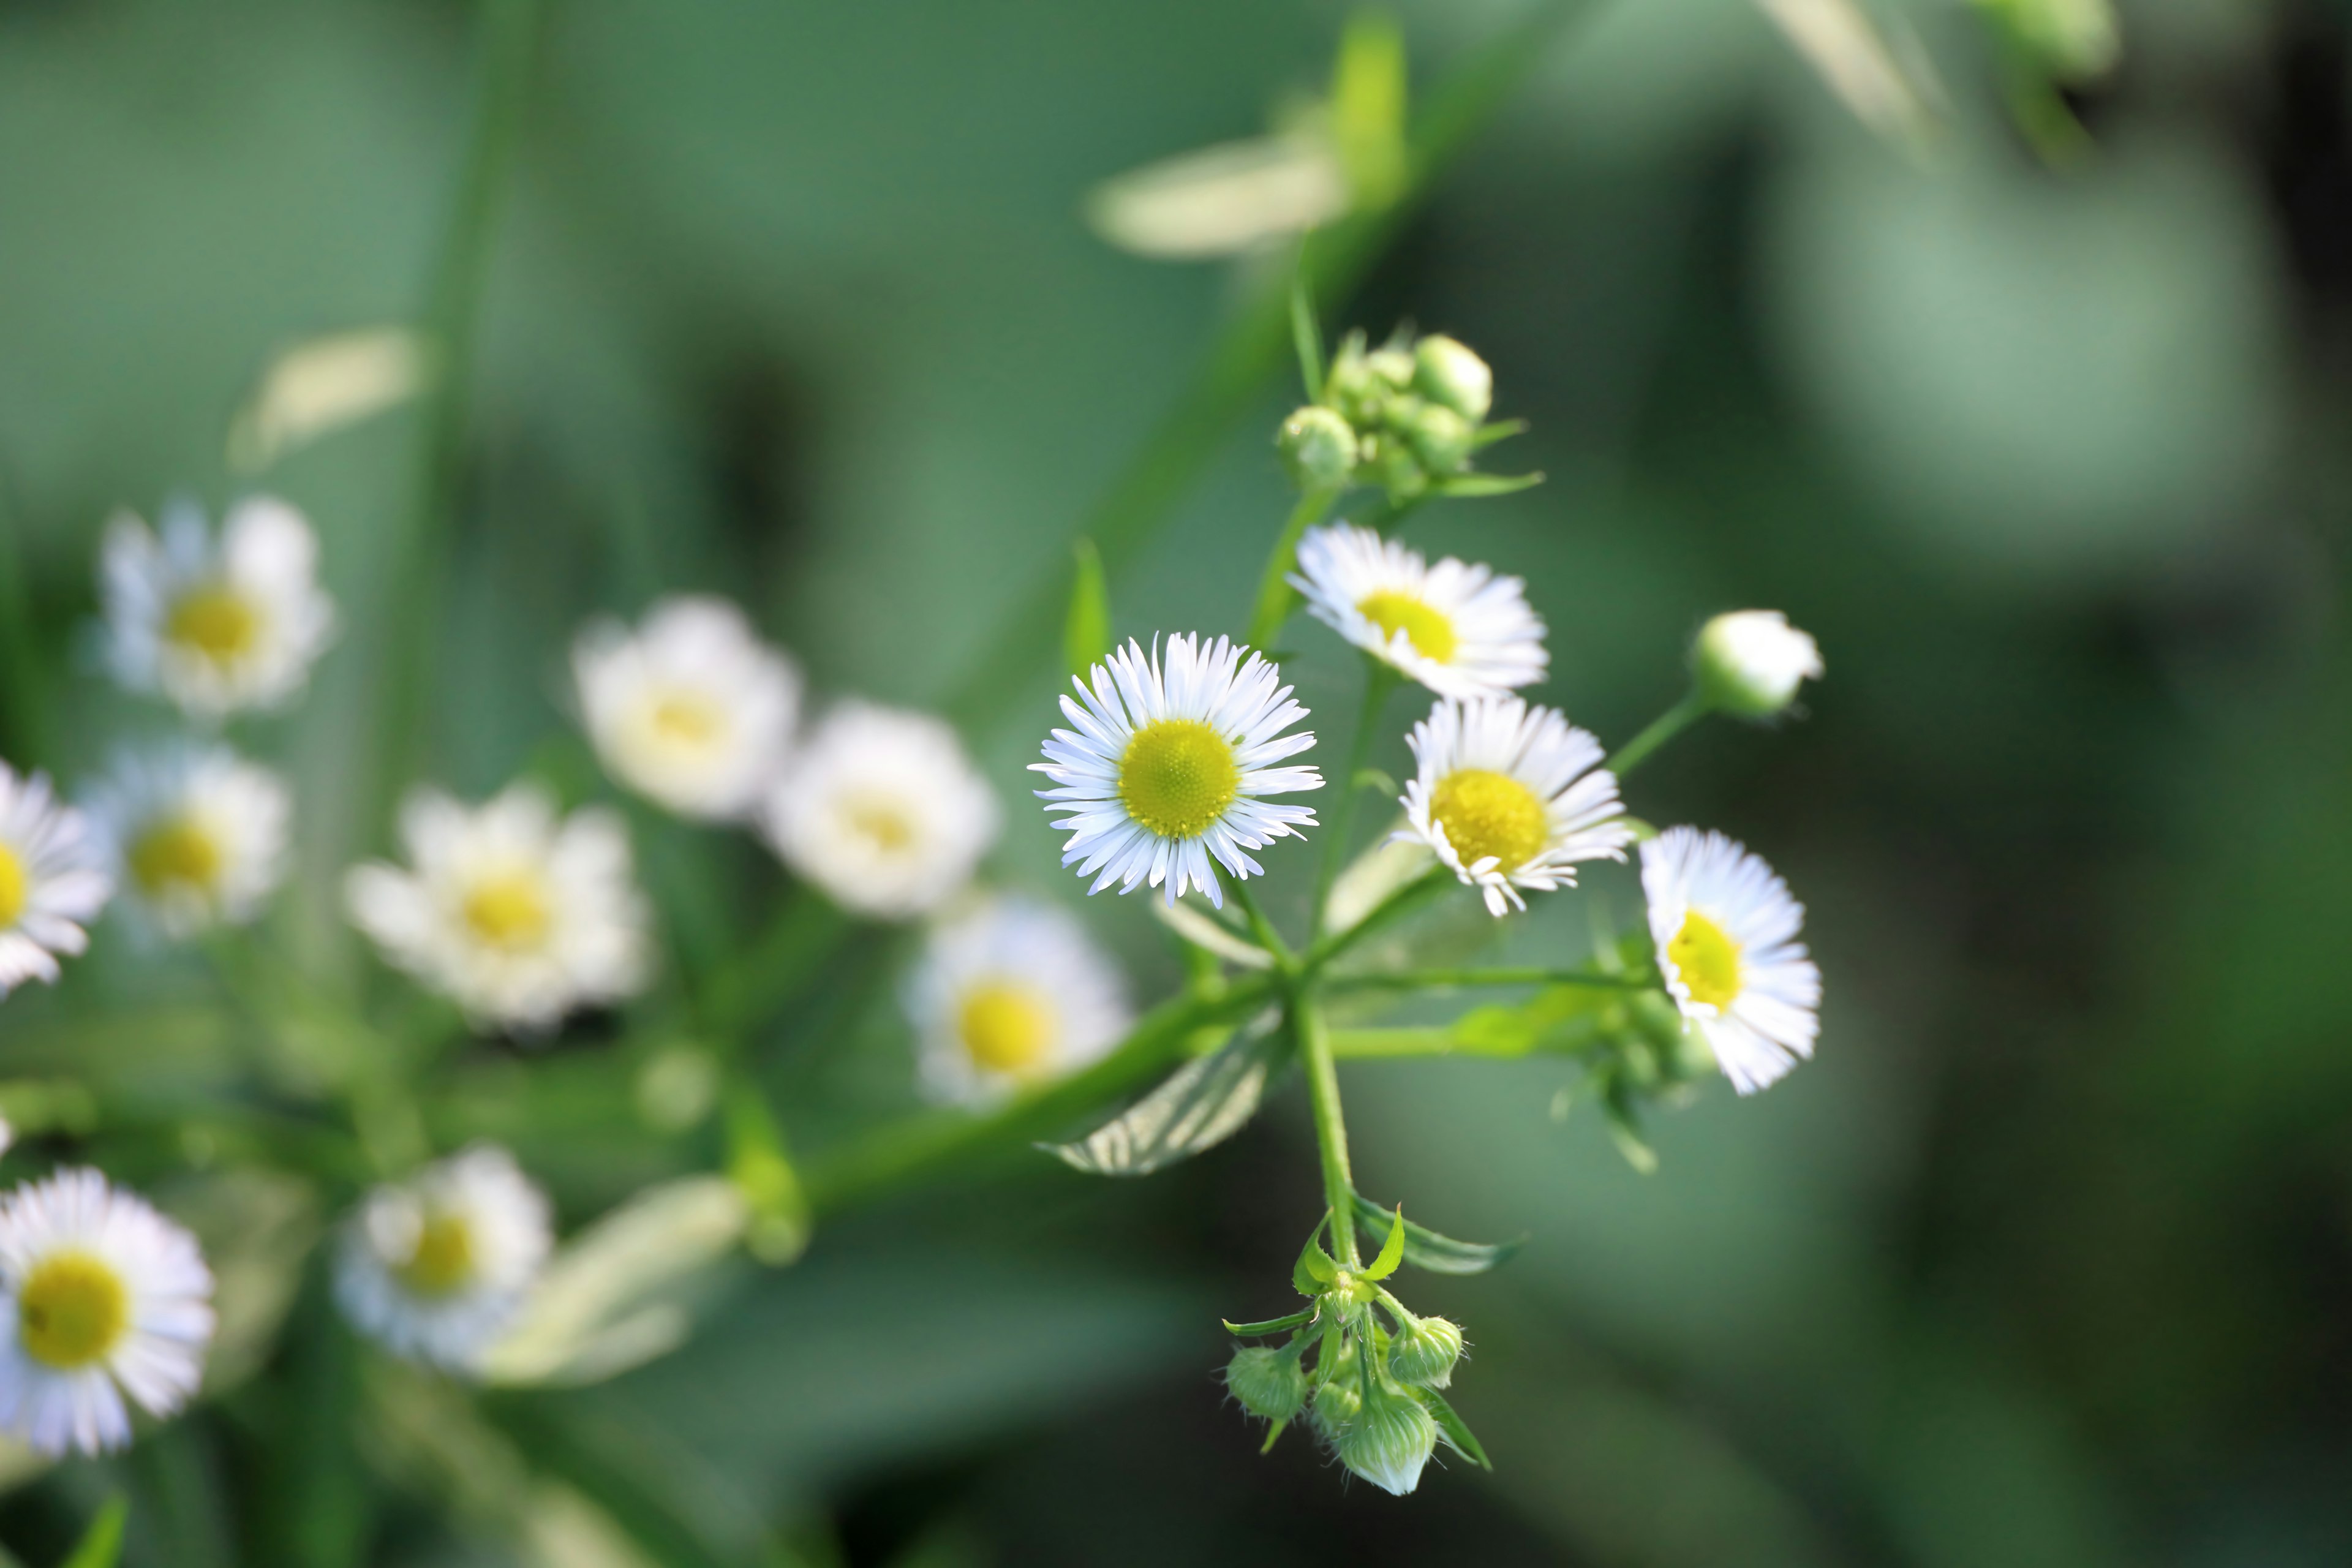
[1044,1010,1291,1177]
[1414,1386,1493,1470]
[63,1496,129,1568]
[1430,470,1544,498]
[1469,417,1528,450]
[1349,1191,1523,1274]
[1063,537,1112,680]
[1294,1231,1341,1295]
[1363,1205,1408,1280]
[1261,1417,1289,1455]
[1223,1309,1315,1337]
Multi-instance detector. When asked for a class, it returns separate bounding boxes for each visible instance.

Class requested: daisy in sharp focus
[344,783,651,1033]
[84,744,291,941]
[760,701,1000,921]
[572,595,802,821]
[1640,827,1822,1094]
[0,763,111,999]
[0,1168,214,1456]
[334,1145,551,1373]
[1034,633,1321,909]
[100,495,337,719]
[906,895,1132,1107]
[1289,522,1547,697]
[1399,695,1632,916]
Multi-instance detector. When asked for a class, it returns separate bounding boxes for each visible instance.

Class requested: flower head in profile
[0,763,110,998]
[761,702,1000,921]
[1291,523,1546,697]
[334,1145,551,1373]
[84,744,290,941]
[1033,633,1320,909]
[1400,696,1631,916]
[344,783,650,1033]
[0,1169,214,1455]
[1694,610,1822,722]
[100,496,337,718]
[572,596,802,821]
[905,894,1131,1107]
[1640,827,1821,1094]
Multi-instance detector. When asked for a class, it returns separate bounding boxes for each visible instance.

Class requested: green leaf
[1294,1231,1341,1295]
[1348,1191,1522,1274]
[1291,262,1324,402]
[62,1495,127,1568]
[1469,417,1528,450]
[1223,1308,1315,1337]
[1044,1011,1291,1177]
[1063,537,1112,680]
[1414,1386,1493,1470]
[1447,983,1619,1057]
[1363,1205,1407,1281]
[1429,470,1544,498]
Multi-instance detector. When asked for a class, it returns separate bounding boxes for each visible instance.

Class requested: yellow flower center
[461,872,552,952]
[129,812,223,899]
[1357,590,1457,664]
[647,690,725,752]
[0,843,25,929]
[1428,768,1547,872]
[394,1210,477,1297]
[846,797,916,853]
[1118,718,1239,840]
[1668,910,1743,1009]
[957,981,1057,1076]
[17,1251,130,1370]
[164,582,262,665]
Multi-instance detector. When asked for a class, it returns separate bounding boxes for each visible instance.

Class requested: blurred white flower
[573,596,802,822]
[0,1167,214,1455]
[1398,696,1631,917]
[83,744,290,941]
[1641,827,1822,1095]
[1291,523,1547,698]
[0,763,110,999]
[344,783,650,1032]
[1033,634,1320,910]
[335,1145,551,1374]
[1695,609,1823,720]
[761,702,999,921]
[906,895,1132,1107]
[99,496,337,719]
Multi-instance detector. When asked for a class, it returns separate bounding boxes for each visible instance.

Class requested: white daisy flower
[1033,633,1321,910]
[1640,827,1822,1094]
[1694,610,1823,720]
[1289,522,1547,697]
[344,783,651,1033]
[83,744,291,941]
[905,895,1132,1107]
[0,763,111,998]
[760,702,1000,921]
[571,596,802,821]
[1399,696,1632,917]
[0,1169,214,1456]
[334,1145,552,1373]
[99,495,337,719]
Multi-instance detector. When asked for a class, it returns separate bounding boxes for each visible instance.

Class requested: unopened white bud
[1414,334,1493,422]
[1226,1345,1309,1421]
[1387,1314,1464,1389]
[1279,405,1357,491]
[1695,610,1823,720]
[1335,1379,1438,1496]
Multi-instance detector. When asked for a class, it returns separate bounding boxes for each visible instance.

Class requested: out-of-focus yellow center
[957,981,1057,1076]
[164,582,261,665]
[1429,769,1546,872]
[647,690,725,751]
[17,1251,129,1370]
[461,872,551,952]
[1118,719,1238,840]
[394,1210,477,1298]
[1669,910,1743,1009]
[846,797,916,854]
[0,843,25,929]
[129,812,223,898]
[1357,591,1457,664]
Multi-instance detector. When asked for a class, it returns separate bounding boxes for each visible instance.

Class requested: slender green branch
[1226,878,1295,973]
[0,460,48,765]
[1325,965,1649,994]
[1294,991,1359,1265]
[1300,867,1449,976]
[1310,658,1397,940]
[1246,484,1340,651]
[1608,687,1710,778]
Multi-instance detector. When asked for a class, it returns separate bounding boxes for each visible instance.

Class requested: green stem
[1325,965,1648,993]
[0,461,48,765]
[1294,990,1359,1265]
[1226,877,1295,972]
[1608,687,1710,778]
[1299,867,1448,976]
[1246,484,1340,650]
[1310,658,1396,940]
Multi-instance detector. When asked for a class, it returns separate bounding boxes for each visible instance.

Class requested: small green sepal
[1414,1385,1493,1471]
[1429,470,1543,499]
[1223,1308,1315,1337]
[1348,1190,1524,1274]
[1363,1205,1407,1281]
[1294,1229,1341,1295]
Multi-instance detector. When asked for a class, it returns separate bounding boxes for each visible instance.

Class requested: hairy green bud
[1365,345,1417,391]
[1360,434,1427,503]
[1387,1314,1464,1390]
[1226,1344,1308,1422]
[1310,1335,1364,1439]
[1336,1379,1439,1496]
[1694,609,1823,721]
[1404,402,1474,477]
[1278,405,1357,491]
[1414,334,1493,421]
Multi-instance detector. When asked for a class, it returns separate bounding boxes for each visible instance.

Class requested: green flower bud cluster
[1278,328,1523,503]
[1220,1211,1482,1496]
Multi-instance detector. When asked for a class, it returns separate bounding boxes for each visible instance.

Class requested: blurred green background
[4,0,2350,1563]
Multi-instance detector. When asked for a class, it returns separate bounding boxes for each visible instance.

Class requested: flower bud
[1226,1344,1308,1422]
[1325,341,1390,428]
[1387,1314,1464,1389]
[1414,334,1493,421]
[1694,610,1823,720]
[1278,405,1357,491]
[1403,403,1474,477]
[1310,1335,1363,1438]
[1365,345,1417,392]
[1360,434,1427,502]
[1335,1379,1439,1496]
